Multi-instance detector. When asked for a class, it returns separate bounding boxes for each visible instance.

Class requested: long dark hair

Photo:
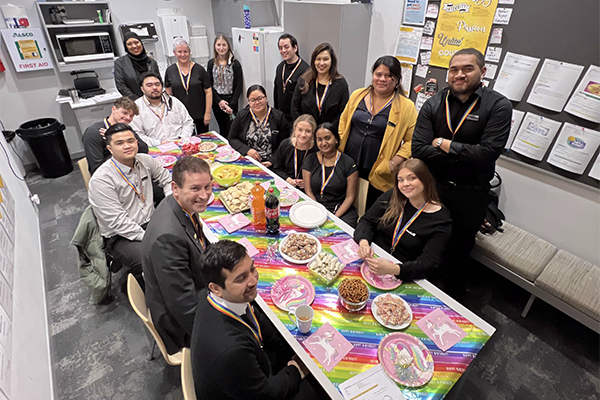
[299,43,342,95]
[379,159,440,228]
[371,55,406,98]
[213,34,235,62]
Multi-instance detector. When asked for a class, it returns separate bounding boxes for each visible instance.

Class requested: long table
[149,132,495,400]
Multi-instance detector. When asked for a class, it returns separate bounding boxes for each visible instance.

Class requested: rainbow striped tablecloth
[150,133,493,400]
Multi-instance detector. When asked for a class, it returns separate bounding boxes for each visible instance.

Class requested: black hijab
[124,32,149,75]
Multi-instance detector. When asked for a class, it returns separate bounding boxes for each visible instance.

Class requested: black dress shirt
[412,85,512,186]
[164,63,212,120]
[303,152,357,212]
[273,59,310,121]
[269,138,316,181]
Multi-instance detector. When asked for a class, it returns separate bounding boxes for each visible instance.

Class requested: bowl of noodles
[337,278,370,312]
[213,165,243,187]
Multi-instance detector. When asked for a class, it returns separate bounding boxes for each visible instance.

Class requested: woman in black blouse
[270,114,317,190]
[165,38,212,134]
[354,159,452,281]
[303,123,358,227]
[291,43,349,132]
[114,32,159,100]
[229,85,290,165]
[206,35,243,138]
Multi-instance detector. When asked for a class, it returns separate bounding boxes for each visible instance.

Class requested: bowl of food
[213,165,242,187]
[308,252,345,285]
[337,278,370,312]
[279,233,321,264]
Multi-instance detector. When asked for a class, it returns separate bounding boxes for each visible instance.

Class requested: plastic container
[213,165,242,187]
[265,187,280,234]
[338,278,370,312]
[251,181,266,233]
[16,118,73,178]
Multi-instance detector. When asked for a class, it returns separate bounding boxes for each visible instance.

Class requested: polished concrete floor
[28,166,599,400]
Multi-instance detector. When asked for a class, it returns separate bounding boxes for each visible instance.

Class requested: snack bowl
[308,252,345,285]
[337,278,370,312]
[213,165,242,187]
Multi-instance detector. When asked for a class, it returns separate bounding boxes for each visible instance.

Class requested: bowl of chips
[213,165,243,187]
[337,278,370,312]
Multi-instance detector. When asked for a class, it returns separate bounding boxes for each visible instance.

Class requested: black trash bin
[16,118,73,178]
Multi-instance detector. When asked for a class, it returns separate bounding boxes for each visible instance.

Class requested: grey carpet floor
[27,167,599,400]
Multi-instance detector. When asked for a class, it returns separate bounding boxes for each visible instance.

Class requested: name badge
[406,230,416,237]
[466,114,479,121]
[387,121,397,128]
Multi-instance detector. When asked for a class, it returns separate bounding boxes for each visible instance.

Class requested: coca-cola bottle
[265,187,280,234]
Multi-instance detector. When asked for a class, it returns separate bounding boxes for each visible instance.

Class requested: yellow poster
[430,0,498,68]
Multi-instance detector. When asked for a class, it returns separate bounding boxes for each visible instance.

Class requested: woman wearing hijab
[114,32,160,100]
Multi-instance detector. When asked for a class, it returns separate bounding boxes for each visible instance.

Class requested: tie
[191,213,206,250]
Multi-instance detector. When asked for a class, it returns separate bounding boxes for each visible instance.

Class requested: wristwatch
[435,138,444,147]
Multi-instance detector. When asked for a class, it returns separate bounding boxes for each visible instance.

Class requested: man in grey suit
[142,156,212,355]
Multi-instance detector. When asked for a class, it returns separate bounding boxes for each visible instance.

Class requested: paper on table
[527,59,585,112]
[493,7,513,24]
[506,109,525,149]
[425,3,439,18]
[395,26,423,65]
[330,239,360,265]
[238,237,260,257]
[547,123,600,175]
[485,46,502,63]
[416,308,467,352]
[420,51,431,66]
[303,323,353,372]
[486,64,498,80]
[564,65,600,123]
[489,28,503,44]
[494,52,541,101]
[339,364,405,400]
[156,141,180,152]
[218,213,251,233]
[400,64,413,97]
[423,20,435,36]
[511,112,562,160]
[589,156,600,180]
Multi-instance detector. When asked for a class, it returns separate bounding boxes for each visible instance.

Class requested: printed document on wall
[494,52,540,101]
[527,59,584,112]
[395,26,423,65]
[511,112,561,160]
[506,109,525,149]
[547,123,600,174]
[589,156,600,180]
[564,65,600,123]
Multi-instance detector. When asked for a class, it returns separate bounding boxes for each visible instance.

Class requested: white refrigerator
[231,26,284,108]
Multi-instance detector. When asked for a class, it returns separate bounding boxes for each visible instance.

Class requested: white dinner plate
[289,202,328,229]
[371,293,413,330]
[278,233,322,265]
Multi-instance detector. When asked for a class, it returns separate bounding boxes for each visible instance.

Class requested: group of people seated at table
[83,37,511,398]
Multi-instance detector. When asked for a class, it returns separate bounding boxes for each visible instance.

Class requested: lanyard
[282,59,302,93]
[316,80,331,115]
[183,210,206,249]
[207,295,263,348]
[320,151,341,198]
[103,118,110,129]
[294,146,308,179]
[177,61,194,95]
[368,91,394,124]
[445,91,479,137]
[143,96,166,122]
[249,107,272,130]
[391,202,428,251]
[110,159,146,203]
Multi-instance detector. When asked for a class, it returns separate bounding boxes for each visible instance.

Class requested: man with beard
[142,156,211,355]
[130,72,194,147]
[411,48,512,298]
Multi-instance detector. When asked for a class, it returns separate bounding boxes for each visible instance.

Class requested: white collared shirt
[209,292,249,316]
[131,94,194,147]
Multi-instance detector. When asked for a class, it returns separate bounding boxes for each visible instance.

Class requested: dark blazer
[273,59,310,121]
[291,77,349,131]
[206,58,244,111]
[228,107,290,156]
[191,289,302,400]
[114,55,159,100]
[142,195,206,355]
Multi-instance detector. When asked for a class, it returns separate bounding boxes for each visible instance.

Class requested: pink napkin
[218,213,250,233]
[238,237,259,257]
[303,323,353,372]
[156,141,179,152]
[330,239,360,265]
[416,308,467,352]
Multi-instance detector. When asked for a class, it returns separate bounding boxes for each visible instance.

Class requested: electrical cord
[0,119,26,181]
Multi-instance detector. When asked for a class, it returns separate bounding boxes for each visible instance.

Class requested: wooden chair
[77,158,91,190]
[353,177,370,218]
[181,348,197,400]
[126,274,183,366]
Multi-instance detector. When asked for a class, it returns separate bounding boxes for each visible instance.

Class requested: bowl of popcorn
[308,252,345,285]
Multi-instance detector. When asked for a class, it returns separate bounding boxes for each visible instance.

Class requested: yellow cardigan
[339,87,418,192]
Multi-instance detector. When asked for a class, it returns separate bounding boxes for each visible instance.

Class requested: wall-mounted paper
[498,0,515,4]
[400,63,413,97]
[547,123,600,175]
[426,3,439,18]
[506,109,525,149]
[493,8,513,24]
[415,92,429,112]
[403,0,428,26]
[420,36,433,50]
[416,64,429,78]
[485,63,498,80]
[395,26,423,65]
[494,52,540,101]
[489,28,503,44]
[589,156,600,180]
[420,51,431,65]
[511,112,561,160]
[423,20,436,36]
[485,47,502,63]
[527,59,584,112]
[564,65,600,123]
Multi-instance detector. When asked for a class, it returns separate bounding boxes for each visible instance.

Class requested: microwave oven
[56,32,114,63]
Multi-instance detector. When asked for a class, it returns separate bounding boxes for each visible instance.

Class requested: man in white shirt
[88,123,172,289]
[130,72,194,147]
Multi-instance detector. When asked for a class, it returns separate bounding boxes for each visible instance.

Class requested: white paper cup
[288,304,314,334]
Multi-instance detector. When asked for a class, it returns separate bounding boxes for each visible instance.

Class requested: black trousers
[193,119,209,135]
[212,94,236,139]
[104,235,144,290]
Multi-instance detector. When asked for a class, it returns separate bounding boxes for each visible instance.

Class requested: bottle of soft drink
[269,179,280,198]
[251,181,266,233]
[265,187,280,234]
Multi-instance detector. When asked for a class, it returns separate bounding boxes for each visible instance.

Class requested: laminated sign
[430,0,498,68]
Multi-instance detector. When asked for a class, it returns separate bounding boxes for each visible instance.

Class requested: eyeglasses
[248,95,267,104]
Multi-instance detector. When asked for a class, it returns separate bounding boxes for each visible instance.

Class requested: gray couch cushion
[535,250,600,322]
[474,221,557,282]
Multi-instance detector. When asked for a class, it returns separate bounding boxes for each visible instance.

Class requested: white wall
[0,0,215,169]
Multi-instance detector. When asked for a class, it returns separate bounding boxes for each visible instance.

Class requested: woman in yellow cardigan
[339,55,418,209]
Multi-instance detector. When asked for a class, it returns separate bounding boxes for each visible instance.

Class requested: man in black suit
[142,156,212,355]
[192,240,323,400]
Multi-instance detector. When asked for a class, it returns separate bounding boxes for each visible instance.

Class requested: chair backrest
[127,274,182,366]
[181,348,197,400]
[78,158,91,190]
[353,177,370,218]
